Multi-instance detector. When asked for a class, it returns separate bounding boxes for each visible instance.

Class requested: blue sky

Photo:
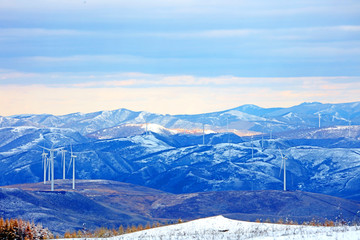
[0,0,360,115]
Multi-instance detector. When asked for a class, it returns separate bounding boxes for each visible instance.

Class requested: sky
[0,0,360,116]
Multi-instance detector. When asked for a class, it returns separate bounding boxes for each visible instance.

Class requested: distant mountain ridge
[0,101,360,204]
[1,101,360,135]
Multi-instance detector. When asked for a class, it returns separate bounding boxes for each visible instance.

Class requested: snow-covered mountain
[1,101,360,201]
[1,127,360,201]
[2,101,360,135]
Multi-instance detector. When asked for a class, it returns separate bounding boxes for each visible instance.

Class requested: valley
[1,180,360,235]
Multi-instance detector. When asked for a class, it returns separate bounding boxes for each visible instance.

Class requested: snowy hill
[57,215,360,240]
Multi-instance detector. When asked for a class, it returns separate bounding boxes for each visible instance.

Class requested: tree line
[0,218,52,240]
[63,219,183,238]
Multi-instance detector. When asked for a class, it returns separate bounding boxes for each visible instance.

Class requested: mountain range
[2,101,360,135]
[1,102,360,200]
[1,101,360,233]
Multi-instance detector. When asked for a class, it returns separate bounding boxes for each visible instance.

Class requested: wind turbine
[267,122,273,140]
[68,144,77,190]
[47,156,51,182]
[318,113,321,128]
[60,148,67,180]
[278,148,287,191]
[143,113,149,136]
[41,149,48,184]
[40,145,63,191]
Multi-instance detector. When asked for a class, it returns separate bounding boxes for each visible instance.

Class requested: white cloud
[131,25,360,41]
[1,70,359,89]
[18,55,152,65]
[2,0,359,23]
[1,25,358,44]
[0,28,91,38]
[146,29,259,38]
[0,71,359,116]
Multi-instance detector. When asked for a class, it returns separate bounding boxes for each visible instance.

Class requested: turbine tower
[318,113,321,128]
[68,144,77,190]
[144,113,148,136]
[278,148,287,191]
[50,149,55,191]
[41,150,48,184]
[47,157,51,181]
[60,148,67,180]
[267,122,272,140]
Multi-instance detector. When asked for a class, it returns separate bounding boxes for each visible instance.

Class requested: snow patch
[56,215,360,240]
[226,110,266,121]
[140,123,177,134]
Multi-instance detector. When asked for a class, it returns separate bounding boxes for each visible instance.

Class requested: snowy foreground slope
[58,216,360,240]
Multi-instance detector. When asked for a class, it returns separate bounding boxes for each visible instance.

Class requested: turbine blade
[67,157,73,174]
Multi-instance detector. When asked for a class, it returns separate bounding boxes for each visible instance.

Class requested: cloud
[4,25,359,40]
[145,29,259,38]
[0,71,359,116]
[1,83,358,117]
[1,70,359,89]
[0,28,91,39]
[0,1,359,115]
[19,55,151,64]
[123,25,360,40]
[0,69,40,80]
[2,0,359,17]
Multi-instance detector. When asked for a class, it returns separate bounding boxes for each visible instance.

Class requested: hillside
[1,180,360,235]
[0,180,159,234]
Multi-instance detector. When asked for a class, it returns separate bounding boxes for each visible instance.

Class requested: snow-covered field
[57,215,360,240]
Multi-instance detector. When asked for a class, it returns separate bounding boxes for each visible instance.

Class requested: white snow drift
[57,215,360,240]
